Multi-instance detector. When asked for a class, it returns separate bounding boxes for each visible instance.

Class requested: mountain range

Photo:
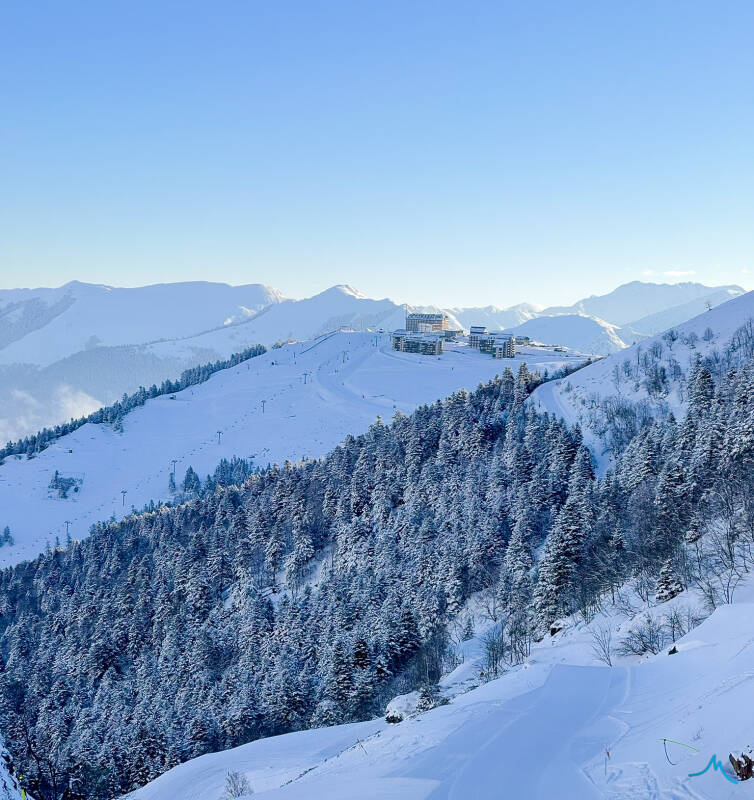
[0,279,744,443]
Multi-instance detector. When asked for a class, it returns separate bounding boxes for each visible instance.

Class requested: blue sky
[1,1,752,307]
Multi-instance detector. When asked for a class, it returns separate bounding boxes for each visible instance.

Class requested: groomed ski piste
[124,576,754,800]
[0,332,583,568]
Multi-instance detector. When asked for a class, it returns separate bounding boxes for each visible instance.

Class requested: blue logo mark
[689,754,739,785]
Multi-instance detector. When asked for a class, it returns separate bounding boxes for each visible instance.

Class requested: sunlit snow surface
[125,581,754,800]
[0,333,580,567]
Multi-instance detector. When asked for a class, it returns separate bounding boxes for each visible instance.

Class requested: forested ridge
[2,345,754,799]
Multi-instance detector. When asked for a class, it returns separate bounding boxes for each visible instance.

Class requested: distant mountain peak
[313,284,369,301]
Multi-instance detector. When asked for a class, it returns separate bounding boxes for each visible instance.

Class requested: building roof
[406,312,447,321]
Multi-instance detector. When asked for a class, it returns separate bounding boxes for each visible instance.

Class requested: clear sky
[1,1,752,307]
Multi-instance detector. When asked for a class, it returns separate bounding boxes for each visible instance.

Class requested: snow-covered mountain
[541,280,745,327]
[1,278,744,446]
[0,332,581,568]
[145,285,409,360]
[446,282,745,357]
[618,285,744,342]
[0,284,408,444]
[0,280,284,368]
[508,314,626,355]
[3,286,753,800]
[445,302,541,331]
[529,288,754,465]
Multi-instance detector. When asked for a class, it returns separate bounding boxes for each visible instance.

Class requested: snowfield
[0,333,581,568]
[508,313,627,355]
[125,579,754,800]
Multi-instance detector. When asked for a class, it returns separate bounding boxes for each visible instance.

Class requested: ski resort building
[441,328,464,341]
[469,326,488,348]
[391,330,444,355]
[405,313,450,333]
[478,333,515,358]
[493,335,515,358]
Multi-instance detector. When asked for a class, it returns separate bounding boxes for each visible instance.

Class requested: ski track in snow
[124,590,754,800]
[418,665,628,800]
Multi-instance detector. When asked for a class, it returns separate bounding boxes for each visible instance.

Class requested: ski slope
[0,333,580,568]
[126,582,754,800]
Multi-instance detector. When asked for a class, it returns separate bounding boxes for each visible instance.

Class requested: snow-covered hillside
[509,314,626,355]
[0,333,581,568]
[125,577,754,800]
[0,280,283,368]
[0,284,409,444]
[541,280,744,327]
[1,280,744,445]
[529,289,754,465]
[618,286,744,342]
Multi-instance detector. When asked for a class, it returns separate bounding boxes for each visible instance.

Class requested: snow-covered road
[126,593,754,800]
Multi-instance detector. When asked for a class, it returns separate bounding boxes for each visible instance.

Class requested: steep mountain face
[508,314,626,354]
[541,280,744,326]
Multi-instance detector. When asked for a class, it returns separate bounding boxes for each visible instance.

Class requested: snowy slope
[0,285,410,444]
[529,289,754,466]
[0,333,582,568]
[541,280,744,327]
[125,579,754,800]
[618,286,744,342]
[145,286,410,361]
[508,314,627,355]
[1,280,743,445]
[0,280,283,368]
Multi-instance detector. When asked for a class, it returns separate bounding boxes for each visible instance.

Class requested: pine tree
[655,558,684,603]
[326,640,354,718]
